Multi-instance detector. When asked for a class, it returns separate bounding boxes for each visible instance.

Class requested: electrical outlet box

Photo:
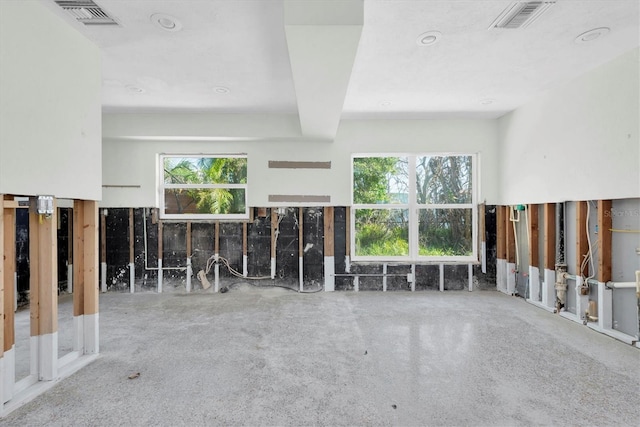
[407,273,414,282]
[31,195,54,217]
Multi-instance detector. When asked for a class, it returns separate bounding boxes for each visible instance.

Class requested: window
[160,155,248,220]
[352,154,476,261]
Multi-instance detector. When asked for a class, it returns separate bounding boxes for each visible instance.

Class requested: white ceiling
[44,0,639,128]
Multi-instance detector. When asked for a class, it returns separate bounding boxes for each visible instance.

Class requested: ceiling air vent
[489,1,556,29]
[54,0,119,26]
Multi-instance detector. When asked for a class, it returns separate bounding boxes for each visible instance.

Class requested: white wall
[101,115,498,208]
[0,1,102,200]
[497,48,640,205]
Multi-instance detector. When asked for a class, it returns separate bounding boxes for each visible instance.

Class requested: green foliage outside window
[353,154,474,258]
[163,156,247,216]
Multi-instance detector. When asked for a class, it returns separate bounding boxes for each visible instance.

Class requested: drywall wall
[0,1,102,200]
[101,115,498,208]
[498,48,640,205]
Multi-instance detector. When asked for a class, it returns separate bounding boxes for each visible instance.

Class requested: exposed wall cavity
[14,205,498,294]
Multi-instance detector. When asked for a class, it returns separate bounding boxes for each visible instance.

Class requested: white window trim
[159,154,249,220]
[351,153,478,263]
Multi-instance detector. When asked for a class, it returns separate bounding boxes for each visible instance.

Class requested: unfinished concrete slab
[3,286,639,426]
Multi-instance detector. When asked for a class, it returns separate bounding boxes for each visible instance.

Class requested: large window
[160,155,248,220]
[352,154,476,261]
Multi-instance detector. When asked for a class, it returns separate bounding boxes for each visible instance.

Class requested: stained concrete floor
[3,284,640,426]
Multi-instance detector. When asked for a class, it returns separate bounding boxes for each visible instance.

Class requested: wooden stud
[186,221,192,258]
[82,201,99,316]
[129,208,135,264]
[73,201,85,317]
[496,205,506,260]
[528,204,539,268]
[242,223,248,257]
[597,200,612,283]
[271,209,277,259]
[3,196,16,352]
[324,207,334,257]
[29,210,41,338]
[576,201,588,277]
[158,221,163,261]
[298,207,304,257]
[505,206,515,264]
[544,203,556,270]
[29,201,58,336]
[214,222,220,254]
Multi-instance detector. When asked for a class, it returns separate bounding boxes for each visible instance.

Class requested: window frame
[159,154,249,220]
[351,153,477,262]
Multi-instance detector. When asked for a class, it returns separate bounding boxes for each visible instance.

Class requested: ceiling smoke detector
[150,13,183,32]
[489,1,556,29]
[54,0,119,26]
[575,27,610,43]
[416,31,442,46]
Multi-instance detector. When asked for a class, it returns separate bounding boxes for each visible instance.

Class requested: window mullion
[408,156,417,259]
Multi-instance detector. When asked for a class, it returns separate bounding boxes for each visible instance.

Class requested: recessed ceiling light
[416,31,441,46]
[125,85,144,94]
[213,86,229,94]
[479,99,495,106]
[150,13,183,32]
[575,27,610,43]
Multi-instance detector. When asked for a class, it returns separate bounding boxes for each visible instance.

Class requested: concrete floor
[3,284,639,426]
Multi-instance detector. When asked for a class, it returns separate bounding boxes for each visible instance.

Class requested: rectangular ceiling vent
[489,1,556,29]
[54,0,119,26]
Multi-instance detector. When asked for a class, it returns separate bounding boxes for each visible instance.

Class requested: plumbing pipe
[555,266,568,310]
[382,263,387,292]
[512,212,520,272]
[605,282,636,289]
[129,262,135,293]
[186,257,192,292]
[141,208,187,271]
[563,273,599,287]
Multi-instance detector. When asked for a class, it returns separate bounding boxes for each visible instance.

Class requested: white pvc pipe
[382,263,387,292]
[67,264,73,294]
[157,259,163,293]
[270,257,276,280]
[411,264,416,292]
[243,254,248,278]
[298,257,303,292]
[353,276,359,292]
[439,263,444,292]
[468,264,473,292]
[129,262,135,293]
[186,258,192,293]
[606,282,636,289]
[214,254,220,292]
